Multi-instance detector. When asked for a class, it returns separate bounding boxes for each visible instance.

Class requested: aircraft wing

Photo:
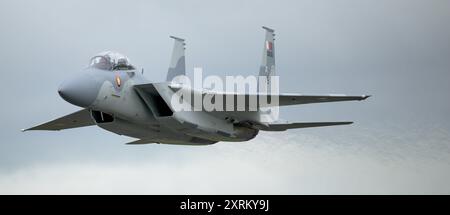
[23,109,95,131]
[256,121,353,131]
[169,85,370,108]
[275,94,370,106]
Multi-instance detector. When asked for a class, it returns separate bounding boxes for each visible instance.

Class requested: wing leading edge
[168,85,370,108]
[276,94,370,106]
[22,109,95,131]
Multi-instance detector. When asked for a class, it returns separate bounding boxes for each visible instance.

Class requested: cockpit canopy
[89,51,136,71]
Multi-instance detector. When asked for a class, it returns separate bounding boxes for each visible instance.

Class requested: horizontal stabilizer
[125,139,157,145]
[125,138,215,145]
[258,121,353,131]
[22,109,95,131]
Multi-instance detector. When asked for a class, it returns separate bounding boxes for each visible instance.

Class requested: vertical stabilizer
[259,26,276,91]
[166,36,186,82]
[258,27,279,123]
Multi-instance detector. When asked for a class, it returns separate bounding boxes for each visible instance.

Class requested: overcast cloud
[0,0,449,194]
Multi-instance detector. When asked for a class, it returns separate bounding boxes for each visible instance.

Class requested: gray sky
[0,0,449,194]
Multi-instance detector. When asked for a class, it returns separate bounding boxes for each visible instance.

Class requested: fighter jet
[23,27,369,145]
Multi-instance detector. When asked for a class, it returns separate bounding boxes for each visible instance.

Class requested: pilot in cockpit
[89,51,135,71]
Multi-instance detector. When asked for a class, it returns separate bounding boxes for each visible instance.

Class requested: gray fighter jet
[23,27,369,145]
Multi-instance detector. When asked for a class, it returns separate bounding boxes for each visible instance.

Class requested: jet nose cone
[58,73,100,107]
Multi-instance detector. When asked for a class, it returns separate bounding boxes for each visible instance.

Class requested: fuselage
[58,66,258,145]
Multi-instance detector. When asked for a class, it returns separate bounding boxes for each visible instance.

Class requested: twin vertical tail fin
[258,26,276,93]
[167,28,275,84]
[166,36,186,82]
[258,26,279,123]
